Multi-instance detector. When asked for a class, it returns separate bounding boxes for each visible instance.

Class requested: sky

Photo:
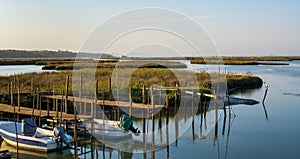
[0,0,299,56]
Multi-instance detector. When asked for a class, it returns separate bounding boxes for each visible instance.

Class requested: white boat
[0,119,72,152]
[83,118,132,141]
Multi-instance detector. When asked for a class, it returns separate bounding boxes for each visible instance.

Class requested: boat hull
[0,121,71,152]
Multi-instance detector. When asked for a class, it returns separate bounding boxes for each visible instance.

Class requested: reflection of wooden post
[166,109,169,159]
[142,110,146,133]
[192,91,195,141]
[214,95,218,142]
[151,86,155,158]
[65,75,69,113]
[175,113,178,146]
[222,97,227,136]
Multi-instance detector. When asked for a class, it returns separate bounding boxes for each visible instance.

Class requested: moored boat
[0,118,72,152]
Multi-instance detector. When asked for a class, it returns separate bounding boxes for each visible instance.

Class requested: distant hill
[0,49,114,59]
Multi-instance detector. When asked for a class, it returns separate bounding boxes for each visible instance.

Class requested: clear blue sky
[0,0,299,56]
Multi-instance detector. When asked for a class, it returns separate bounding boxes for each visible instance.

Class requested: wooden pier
[0,103,91,121]
[41,95,165,110]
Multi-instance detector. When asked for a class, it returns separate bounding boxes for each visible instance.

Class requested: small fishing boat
[0,118,72,152]
[83,118,133,141]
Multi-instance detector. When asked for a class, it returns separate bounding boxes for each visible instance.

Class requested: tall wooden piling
[60,91,64,126]
[10,82,13,107]
[65,75,69,113]
[142,85,146,104]
[108,78,113,101]
[79,75,82,114]
[262,86,269,104]
[17,81,20,121]
[31,89,35,119]
[166,108,169,159]
[94,79,98,119]
[73,99,78,158]
[129,87,132,117]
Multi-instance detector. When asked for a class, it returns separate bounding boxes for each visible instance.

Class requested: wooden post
[262,86,269,104]
[175,88,178,112]
[10,82,13,107]
[31,89,35,119]
[159,89,162,105]
[8,82,10,96]
[60,91,64,126]
[17,81,20,121]
[13,84,19,158]
[129,87,132,117]
[38,88,42,126]
[214,95,218,142]
[73,98,78,158]
[36,88,39,110]
[142,85,146,104]
[47,99,50,117]
[94,79,98,119]
[31,79,33,95]
[65,75,69,113]
[102,82,105,120]
[91,100,94,118]
[114,107,117,121]
[165,96,169,109]
[79,75,82,114]
[108,78,113,101]
[150,86,155,156]
[84,96,87,115]
[52,85,55,111]
[79,75,82,98]
[55,98,58,118]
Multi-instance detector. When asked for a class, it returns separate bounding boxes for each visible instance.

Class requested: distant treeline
[187,56,300,65]
[0,49,114,59]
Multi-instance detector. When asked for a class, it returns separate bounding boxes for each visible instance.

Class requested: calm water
[0,61,300,159]
[0,65,52,76]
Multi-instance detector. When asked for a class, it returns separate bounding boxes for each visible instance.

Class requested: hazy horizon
[0,0,299,57]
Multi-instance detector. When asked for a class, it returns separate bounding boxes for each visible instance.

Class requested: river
[0,61,299,159]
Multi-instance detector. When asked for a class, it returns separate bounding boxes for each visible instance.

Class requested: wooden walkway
[0,103,91,121]
[42,95,165,110]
